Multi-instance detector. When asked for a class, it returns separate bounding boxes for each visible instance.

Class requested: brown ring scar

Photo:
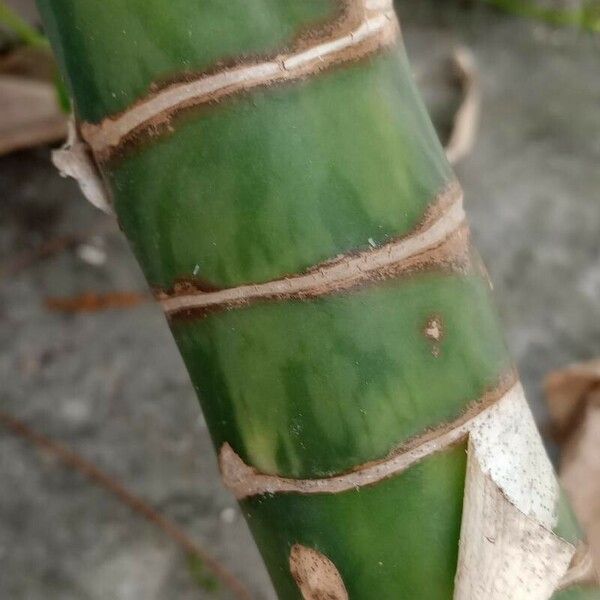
[219,372,518,500]
[80,0,399,160]
[158,181,467,319]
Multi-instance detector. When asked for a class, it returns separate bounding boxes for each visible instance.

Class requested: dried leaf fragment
[454,441,574,600]
[546,360,600,580]
[52,120,113,214]
[445,47,481,165]
[0,75,66,155]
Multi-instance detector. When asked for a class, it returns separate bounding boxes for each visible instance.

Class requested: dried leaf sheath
[36,0,598,598]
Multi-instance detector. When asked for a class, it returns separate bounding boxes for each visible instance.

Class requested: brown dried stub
[289,544,349,600]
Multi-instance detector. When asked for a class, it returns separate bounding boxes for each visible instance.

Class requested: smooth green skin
[243,444,467,600]
[36,0,338,122]
[173,272,511,477]
[555,490,586,545]
[554,588,600,600]
[36,0,595,597]
[110,52,452,289]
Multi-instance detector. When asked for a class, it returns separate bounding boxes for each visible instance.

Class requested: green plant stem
[35,1,598,598]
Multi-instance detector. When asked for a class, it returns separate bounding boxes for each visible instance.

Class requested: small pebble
[220,507,236,524]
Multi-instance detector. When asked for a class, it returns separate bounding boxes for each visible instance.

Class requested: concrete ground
[1,1,599,598]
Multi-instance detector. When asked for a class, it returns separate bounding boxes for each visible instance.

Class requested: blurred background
[1,0,599,598]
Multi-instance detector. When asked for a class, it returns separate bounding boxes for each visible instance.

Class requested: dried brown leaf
[545,360,600,580]
[0,74,66,155]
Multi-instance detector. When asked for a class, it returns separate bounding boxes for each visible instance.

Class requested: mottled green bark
[37,0,338,121]
[36,1,597,598]
[173,274,509,477]
[109,51,451,289]
[243,445,467,598]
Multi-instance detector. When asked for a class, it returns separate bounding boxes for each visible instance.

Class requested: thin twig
[0,410,253,600]
[45,291,149,313]
[445,47,481,166]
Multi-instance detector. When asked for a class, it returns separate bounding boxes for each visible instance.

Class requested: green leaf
[0,1,49,48]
